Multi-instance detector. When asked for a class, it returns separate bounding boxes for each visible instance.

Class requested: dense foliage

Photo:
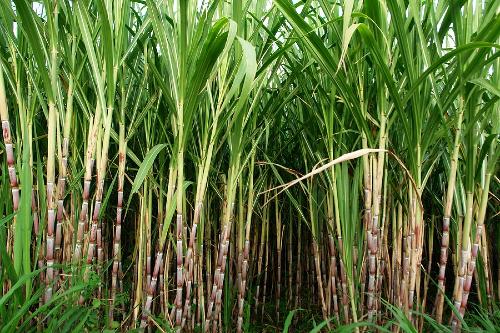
[0,0,499,332]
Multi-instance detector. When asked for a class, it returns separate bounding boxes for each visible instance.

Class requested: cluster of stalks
[0,0,499,332]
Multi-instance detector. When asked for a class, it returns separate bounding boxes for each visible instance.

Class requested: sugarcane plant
[0,0,499,332]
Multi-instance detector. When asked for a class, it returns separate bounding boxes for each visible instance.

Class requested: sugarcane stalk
[450,190,473,332]
[409,196,419,323]
[323,235,331,316]
[402,209,411,315]
[180,200,202,323]
[326,194,340,323]
[145,190,153,310]
[360,117,372,318]
[83,128,102,281]
[85,106,113,272]
[481,230,493,310]
[331,173,351,323]
[367,156,378,319]
[376,167,389,322]
[0,59,20,237]
[261,217,269,321]
[435,100,464,323]
[287,216,293,308]
[236,197,245,332]
[420,218,434,332]
[205,207,213,322]
[456,137,497,325]
[54,74,74,281]
[32,188,43,287]
[110,116,126,323]
[44,0,61,303]
[307,181,330,328]
[182,105,222,325]
[295,216,301,312]
[160,240,170,318]
[174,192,184,329]
[133,190,146,325]
[141,165,176,327]
[395,203,403,308]
[173,0,189,327]
[196,220,205,328]
[275,195,282,322]
[237,156,255,333]
[254,193,268,314]
[312,239,329,326]
[205,198,235,332]
[370,105,388,319]
[329,234,339,323]
[306,239,311,303]
[73,109,100,262]
[96,218,104,299]
[409,182,424,322]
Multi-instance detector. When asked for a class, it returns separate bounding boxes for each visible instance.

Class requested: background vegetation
[0,0,499,332]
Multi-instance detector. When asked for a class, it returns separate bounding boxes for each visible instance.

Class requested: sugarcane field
[0,0,499,332]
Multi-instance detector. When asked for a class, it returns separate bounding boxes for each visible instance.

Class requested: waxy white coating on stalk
[54,130,70,270]
[175,212,183,327]
[73,101,99,265]
[44,0,61,300]
[180,200,203,327]
[205,214,233,333]
[0,69,22,279]
[452,157,496,330]
[79,103,110,305]
[254,195,269,314]
[436,100,464,323]
[312,241,329,328]
[73,118,98,263]
[110,132,126,323]
[326,233,340,322]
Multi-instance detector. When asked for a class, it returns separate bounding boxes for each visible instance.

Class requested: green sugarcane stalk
[73,104,101,264]
[326,189,341,323]
[237,152,255,333]
[141,165,176,327]
[110,109,126,324]
[45,0,60,302]
[435,96,465,323]
[455,110,499,328]
[261,217,269,321]
[309,181,330,329]
[205,179,236,332]
[254,191,268,314]
[54,74,74,277]
[0,60,19,233]
[133,181,147,325]
[295,215,301,313]
[0,55,22,297]
[181,83,225,326]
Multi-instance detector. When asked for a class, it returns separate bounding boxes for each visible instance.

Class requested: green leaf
[159,180,193,248]
[19,122,32,295]
[0,269,41,308]
[75,0,106,113]
[283,309,302,333]
[0,213,14,227]
[470,78,500,98]
[1,287,43,333]
[309,318,332,333]
[12,0,52,101]
[130,144,167,195]
[273,0,372,145]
